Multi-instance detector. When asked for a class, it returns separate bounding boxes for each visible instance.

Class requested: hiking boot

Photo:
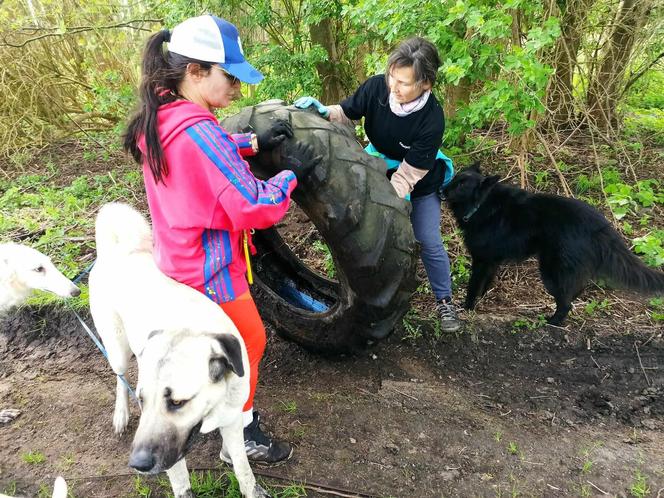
[220,411,293,465]
[437,299,461,332]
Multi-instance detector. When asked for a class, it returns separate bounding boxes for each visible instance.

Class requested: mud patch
[1,305,663,497]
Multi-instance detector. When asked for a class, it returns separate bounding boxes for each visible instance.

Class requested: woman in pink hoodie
[123,15,318,464]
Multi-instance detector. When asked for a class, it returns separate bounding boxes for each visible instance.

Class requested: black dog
[442,164,664,325]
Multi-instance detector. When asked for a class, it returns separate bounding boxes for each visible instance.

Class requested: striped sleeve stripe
[201,122,290,205]
[232,132,253,150]
[202,229,235,303]
[208,124,285,205]
[188,123,292,206]
[255,171,293,204]
[187,124,257,202]
[203,123,259,189]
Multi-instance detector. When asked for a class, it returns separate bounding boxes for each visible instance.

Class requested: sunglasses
[215,66,240,85]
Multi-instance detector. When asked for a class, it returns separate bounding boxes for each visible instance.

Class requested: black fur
[209,334,244,380]
[442,164,664,325]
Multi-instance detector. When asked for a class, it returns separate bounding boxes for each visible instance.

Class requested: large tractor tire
[222,100,418,353]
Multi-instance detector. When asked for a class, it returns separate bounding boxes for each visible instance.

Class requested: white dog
[0,243,80,314]
[0,243,80,425]
[88,203,268,498]
[0,476,67,498]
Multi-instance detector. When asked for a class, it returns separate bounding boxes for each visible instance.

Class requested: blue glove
[294,96,330,118]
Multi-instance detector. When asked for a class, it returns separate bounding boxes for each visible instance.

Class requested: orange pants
[219,290,266,412]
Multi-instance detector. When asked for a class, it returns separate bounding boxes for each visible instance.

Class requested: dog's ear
[469,162,481,173]
[480,174,500,191]
[148,329,163,341]
[209,335,245,381]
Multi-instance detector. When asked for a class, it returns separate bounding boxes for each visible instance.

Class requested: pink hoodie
[141,100,296,303]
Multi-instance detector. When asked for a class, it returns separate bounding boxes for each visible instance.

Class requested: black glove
[281,141,323,183]
[256,119,293,151]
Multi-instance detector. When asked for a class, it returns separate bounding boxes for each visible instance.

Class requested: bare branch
[1,19,162,48]
[621,50,664,97]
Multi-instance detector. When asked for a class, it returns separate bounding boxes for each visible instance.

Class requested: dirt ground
[1,298,662,497]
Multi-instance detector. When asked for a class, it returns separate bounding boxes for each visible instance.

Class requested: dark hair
[385,37,441,87]
[123,30,213,184]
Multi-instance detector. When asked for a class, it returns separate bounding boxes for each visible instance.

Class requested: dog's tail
[95,202,152,259]
[597,228,664,295]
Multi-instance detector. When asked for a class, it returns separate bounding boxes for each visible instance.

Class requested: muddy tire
[221,100,418,353]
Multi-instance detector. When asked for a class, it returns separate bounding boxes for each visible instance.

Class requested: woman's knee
[245,325,267,362]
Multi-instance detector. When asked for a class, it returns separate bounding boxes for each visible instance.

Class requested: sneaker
[220,411,293,465]
[437,299,461,332]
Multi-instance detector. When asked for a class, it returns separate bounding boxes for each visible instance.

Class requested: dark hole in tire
[252,204,340,314]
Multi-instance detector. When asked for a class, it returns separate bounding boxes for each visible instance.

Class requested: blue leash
[70,259,139,404]
[71,260,96,285]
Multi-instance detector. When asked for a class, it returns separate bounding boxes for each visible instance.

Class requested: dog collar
[462,184,496,222]
[462,205,480,222]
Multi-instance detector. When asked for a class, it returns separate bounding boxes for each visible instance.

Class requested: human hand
[294,96,330,118]
[281,141,323,183]
[256,119,293,151]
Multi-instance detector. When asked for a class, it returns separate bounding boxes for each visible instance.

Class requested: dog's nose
[129,449,155,472]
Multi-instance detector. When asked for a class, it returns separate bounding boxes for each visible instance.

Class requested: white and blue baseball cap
[167,15,264,84]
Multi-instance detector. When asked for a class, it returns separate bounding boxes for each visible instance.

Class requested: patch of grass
[311,240,335,278]
[21,451,46,464]
[402,306,445,341]
[190,470,232,497]
[581,459,593,474]
[37,483,53,498]
[584,298,612,317]
[507,441,519,455]
[26,284,91,310]
[58,452,76,471]
[494,431,503,442]
[275,484,307,498]
[2,481,17,495]
[292,423,307,438]
[510,315,546,333]
[629,469,650,498]
[132,475,152,497]
[649,297,664,321]
[451,253,471,288]
[402,309,423,342]
[0,171,142,276]
[309,392,334,402]
[279,400,297,414]
[633,230,664,268]
[623,108,664,146]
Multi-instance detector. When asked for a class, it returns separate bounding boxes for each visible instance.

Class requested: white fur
[0,243,80,314]
[88,203,267,498]
[0,476,67,498]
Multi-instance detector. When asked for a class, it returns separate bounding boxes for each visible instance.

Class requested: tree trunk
[546,0,595,127]
[444,79,471,120]
[309,18,345,104]
[586,0,651,129]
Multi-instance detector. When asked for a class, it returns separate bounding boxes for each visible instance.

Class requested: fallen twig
[587,480,608,495]
[641,332,658,348]
[634,342,651,386]
[389,386,418,401]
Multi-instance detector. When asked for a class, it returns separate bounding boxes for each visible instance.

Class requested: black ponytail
[123,30,211,185]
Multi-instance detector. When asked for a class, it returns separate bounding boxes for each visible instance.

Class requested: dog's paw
[175,490,193,498]
[252,484,271,498]
[112,408,130,434]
